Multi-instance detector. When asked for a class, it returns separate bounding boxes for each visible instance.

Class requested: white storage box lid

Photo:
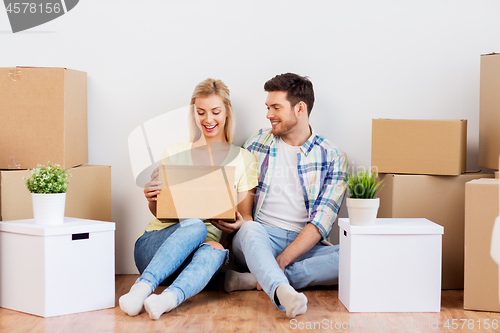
[338,218,444,235]
[0,217,115,236]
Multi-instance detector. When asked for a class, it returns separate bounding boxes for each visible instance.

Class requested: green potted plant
[24,163,71,225]
[346,169,383,226]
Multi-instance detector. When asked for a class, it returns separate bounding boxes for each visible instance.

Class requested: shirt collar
[271,125,318,156]
[300,126,318,156]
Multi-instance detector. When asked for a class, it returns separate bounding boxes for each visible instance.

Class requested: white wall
[2,0,500,273]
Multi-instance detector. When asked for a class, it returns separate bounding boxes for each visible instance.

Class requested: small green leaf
[347,168,383,199]
[24,163,71,194]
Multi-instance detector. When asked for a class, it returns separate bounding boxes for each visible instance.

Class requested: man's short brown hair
[264,73,315,115]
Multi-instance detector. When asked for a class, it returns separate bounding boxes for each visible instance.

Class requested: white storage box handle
[72,233,89,241]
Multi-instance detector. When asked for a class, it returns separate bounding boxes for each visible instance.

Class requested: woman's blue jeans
[134,218,228,306]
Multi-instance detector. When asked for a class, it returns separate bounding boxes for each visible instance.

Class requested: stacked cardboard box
[460,53,500,312]
[0,165,111,222]
[377,172,493,289]
[372,119,467,176]
[371,53,500,301]
[464,179,499,312]
[0,67,88,169]
[479,53,500,171]
[371,118,480,289]
[0,67,111,222]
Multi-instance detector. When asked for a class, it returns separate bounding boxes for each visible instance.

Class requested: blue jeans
[134,218,228,306]
[232,221,339,309]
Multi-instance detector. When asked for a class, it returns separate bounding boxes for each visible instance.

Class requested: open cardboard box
[157,165,237,221]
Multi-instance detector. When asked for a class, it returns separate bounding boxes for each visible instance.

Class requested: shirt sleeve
[243,129,266,153]
[236,149,259,192]
[309,150,348,241]
[243,132,256,152]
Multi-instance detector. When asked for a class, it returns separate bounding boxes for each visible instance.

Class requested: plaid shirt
[243,127,348,242]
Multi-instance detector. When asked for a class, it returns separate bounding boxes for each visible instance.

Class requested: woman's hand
[144,183,161,202]
[211,211,247,234]
[150,166,160,181]
[144,167,161,202]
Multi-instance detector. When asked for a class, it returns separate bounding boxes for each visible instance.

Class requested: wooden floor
[1,274,500,333]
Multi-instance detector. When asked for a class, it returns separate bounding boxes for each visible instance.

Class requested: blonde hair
[188,78,235,143]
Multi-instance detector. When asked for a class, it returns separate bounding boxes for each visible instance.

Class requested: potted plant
[346,169,383,226]
[24,163,71,225]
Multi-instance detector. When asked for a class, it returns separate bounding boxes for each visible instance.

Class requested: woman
[119,79,257,320]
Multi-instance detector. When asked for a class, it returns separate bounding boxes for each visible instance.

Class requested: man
[214,73,347,318]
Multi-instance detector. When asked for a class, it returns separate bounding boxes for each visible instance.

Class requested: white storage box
[338,218,443,312]
[0,217,115,317]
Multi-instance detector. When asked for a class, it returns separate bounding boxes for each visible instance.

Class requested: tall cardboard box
[377,172,494,289]
[0,165,111,222]
[371,119,467,175]
[479,53,500,170]
[0,67,88,169]
[464,178,500,312]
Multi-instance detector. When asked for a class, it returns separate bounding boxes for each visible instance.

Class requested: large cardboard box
[377,172,494,289]
[479,53,500,170]
[0,218,115,317]
[0,67,88,169]
[464,178,500,311]
[371,119,467,175]
[338,218,443,312]
[0,165,111,222]
[157,165,236,220]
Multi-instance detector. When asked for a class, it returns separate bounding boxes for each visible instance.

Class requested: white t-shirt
[256,137,309,233]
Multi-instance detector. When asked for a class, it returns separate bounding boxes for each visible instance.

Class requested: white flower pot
[31,193,66,225]
[346,197,380,226]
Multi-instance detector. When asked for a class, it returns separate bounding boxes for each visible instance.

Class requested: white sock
[276,284,308,318]
[224,270,258,292]
[119,281,153,316]
[144,291,177,320]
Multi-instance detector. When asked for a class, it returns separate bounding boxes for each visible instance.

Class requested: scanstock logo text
[4,0,79,33]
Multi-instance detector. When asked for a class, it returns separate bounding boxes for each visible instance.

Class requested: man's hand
[275,253,291,272]
[257,224,323,291]
[257,254,288,291]
[256,254,287,291]
[211,211,246,234]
